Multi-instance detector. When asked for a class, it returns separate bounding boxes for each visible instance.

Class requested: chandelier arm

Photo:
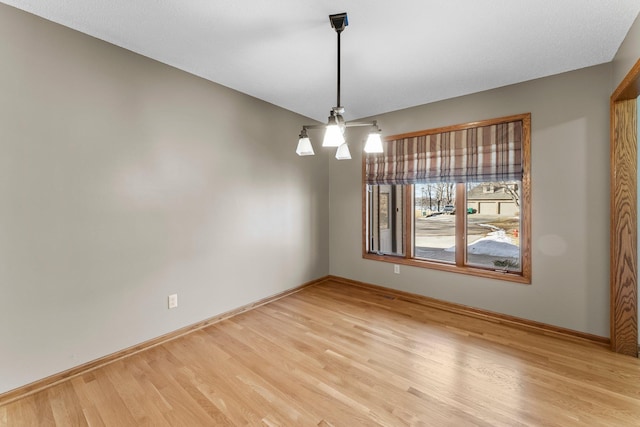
[302,120,377,131]
[344,120,378,128]
[301,124,327,130]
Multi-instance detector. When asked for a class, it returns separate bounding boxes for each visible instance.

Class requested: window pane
[414,183,456,264]
[368,185,404,256]
[466,182,521,272]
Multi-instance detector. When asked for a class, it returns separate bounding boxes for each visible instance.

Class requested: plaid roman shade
[365,120,523,185]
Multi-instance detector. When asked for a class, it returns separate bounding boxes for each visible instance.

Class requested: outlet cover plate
[168,294,178,309]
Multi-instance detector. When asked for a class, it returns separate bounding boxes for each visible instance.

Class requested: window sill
[363,252,531,285]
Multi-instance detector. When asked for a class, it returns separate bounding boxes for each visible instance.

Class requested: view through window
[414,182,521,272]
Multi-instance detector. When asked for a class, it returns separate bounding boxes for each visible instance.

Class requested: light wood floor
[2,280,640,426]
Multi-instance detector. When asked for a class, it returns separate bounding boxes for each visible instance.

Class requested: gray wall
[613,12,640,88]
[0,4,329,394]
[330,64,611,337]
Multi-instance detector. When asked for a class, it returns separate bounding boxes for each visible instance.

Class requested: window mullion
[455,183,466,266]
[405,185,413,259]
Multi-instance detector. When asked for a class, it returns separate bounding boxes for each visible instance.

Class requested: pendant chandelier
[296,13,384,159]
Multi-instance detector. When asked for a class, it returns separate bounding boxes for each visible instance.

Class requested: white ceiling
[3,1,640,122]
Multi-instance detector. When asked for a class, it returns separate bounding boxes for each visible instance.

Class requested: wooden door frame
[611,58,640,356]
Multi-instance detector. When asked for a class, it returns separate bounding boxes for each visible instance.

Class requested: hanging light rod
[296,12,384,159]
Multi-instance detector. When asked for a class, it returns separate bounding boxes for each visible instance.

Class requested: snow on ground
[445,229,519,257]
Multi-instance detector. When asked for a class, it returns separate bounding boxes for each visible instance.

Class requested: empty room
[2,1,640,425]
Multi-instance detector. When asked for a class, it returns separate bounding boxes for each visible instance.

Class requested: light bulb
[323,124,345,147]
[364,131,383,153]
[335,142,351,160]
[296,136,314,156]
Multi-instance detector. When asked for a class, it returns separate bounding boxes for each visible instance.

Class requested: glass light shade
[322,124,345,147]
[335,142,351,160]
[364,132,383,153]
[296,137,314,156]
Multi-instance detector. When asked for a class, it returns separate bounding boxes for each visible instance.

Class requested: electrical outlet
[394,264,400,274]
[168,294,178,309]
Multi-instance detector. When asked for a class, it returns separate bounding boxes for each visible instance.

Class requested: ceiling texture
[3,0,640,122]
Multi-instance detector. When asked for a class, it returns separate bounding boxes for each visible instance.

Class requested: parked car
[467,207,477,214]
[443,205,455,214]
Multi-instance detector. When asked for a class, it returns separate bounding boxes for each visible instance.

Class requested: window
[363,114,531,283]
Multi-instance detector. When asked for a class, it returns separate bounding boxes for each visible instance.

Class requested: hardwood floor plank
[31,388,56,426]
[3,279,640,426]
[48,382,89,427]
[84,369,138,425]
[103,360,171,426]
[67,378,106,427]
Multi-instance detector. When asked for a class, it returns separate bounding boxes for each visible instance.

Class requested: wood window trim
[610,58,640,356]
[364,252,532,284]
[362,114,532,285]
